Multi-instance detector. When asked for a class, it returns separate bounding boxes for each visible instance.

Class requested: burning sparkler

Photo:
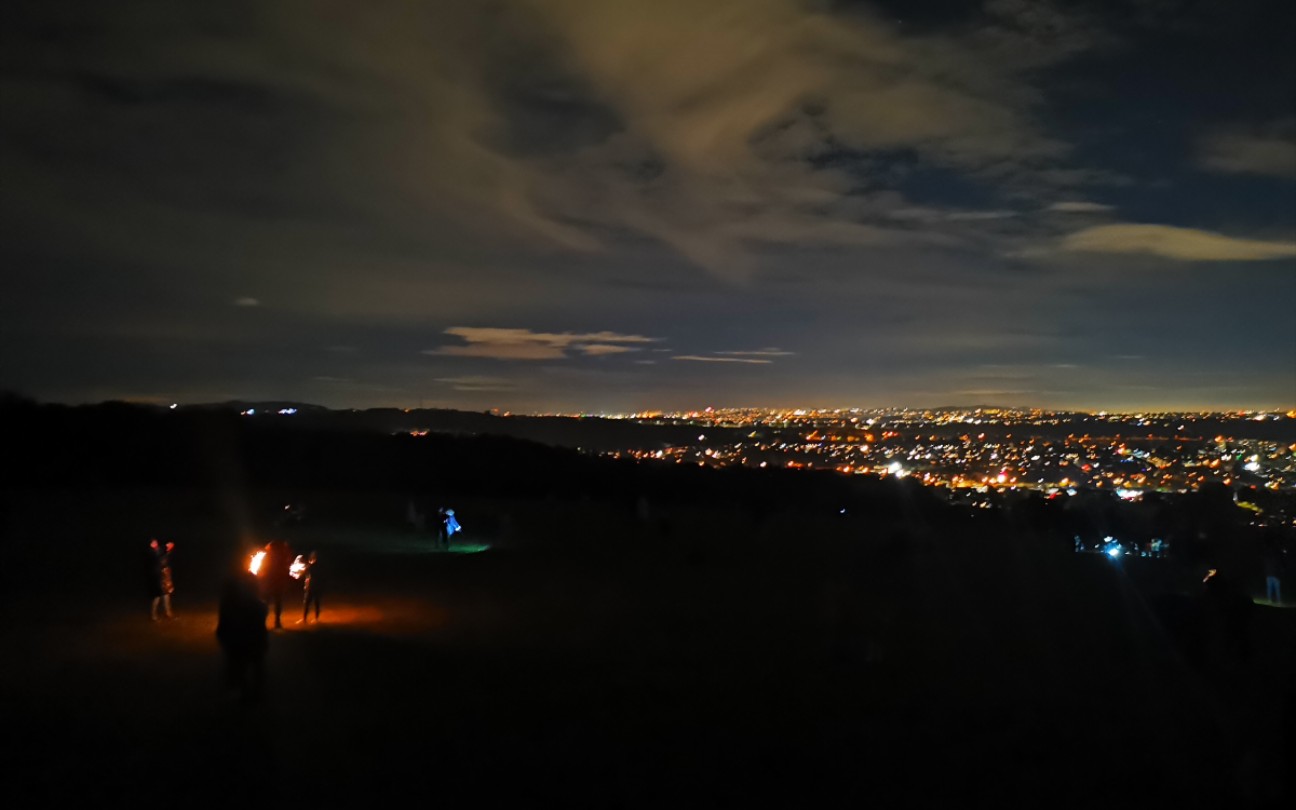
[290,555,307,579]
[249,550,266,575]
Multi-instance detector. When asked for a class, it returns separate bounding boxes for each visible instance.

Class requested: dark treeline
[2,396,1290,566]
[157,399,756,452]
[0,397,946,521]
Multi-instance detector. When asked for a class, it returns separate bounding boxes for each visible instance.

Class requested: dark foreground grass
[1,487,1292,807]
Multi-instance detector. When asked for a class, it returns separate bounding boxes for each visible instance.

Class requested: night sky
[3,0,1293,413]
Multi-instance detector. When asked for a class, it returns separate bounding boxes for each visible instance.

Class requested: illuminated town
[595,407,1296,513]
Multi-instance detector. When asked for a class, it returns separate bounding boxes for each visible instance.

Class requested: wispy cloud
[1046,201,1113,213]
[671,347,794,364]
[1197,119,1296,179]
[955,389,1040,398]
[424,327,658,361]
[234,297,261,307]
[310,376,407,394]
[580,344,639,357]
[673,355,773,365]
[452,0,1099,277]
[1060,224,1296,261]
[714,348,796,358]
[946,210,1019,221]
[435,376,517,392]
[0,0,1120,291]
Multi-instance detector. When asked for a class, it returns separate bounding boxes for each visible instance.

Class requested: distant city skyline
[3,1,1293,413]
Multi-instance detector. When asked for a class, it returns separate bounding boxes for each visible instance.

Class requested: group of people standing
[256,538,322,628]
[407,500,463,550]
[214,538,323,704]
[145,537,322,627]
[144,534,323,705]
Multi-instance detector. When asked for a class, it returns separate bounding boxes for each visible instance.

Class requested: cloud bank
[425,327,658,361]
[1060,224,1296,261]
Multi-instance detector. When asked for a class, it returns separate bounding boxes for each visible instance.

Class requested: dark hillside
[0,399,1292,805]
[0,399,951,523]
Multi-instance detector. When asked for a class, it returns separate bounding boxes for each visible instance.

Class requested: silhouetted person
[299,550,321,623]
[146,538,176,620]
[216,566,268,704]
[407,499,426,533]
[439,508,461,551]
[1151,591,1208,667]
[1263,538,1285,605]
[1203,567,1254,660]
[258,538,295,629]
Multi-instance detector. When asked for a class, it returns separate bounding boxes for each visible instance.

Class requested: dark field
[2,487,1293,807]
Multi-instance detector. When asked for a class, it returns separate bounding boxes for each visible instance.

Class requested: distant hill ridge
[66,398,1296,442]
[0,398,949,522]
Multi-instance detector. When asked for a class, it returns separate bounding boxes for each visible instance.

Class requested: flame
[290,555,307,580]
[249,550,266,575]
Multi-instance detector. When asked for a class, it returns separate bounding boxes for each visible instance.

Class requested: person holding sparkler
[257,538,296,629]
[145,538,176,621]
[297,550,321,623]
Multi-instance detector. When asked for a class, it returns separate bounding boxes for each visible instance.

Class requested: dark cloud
[1,0,1293,411]
[1197,118,1296,179]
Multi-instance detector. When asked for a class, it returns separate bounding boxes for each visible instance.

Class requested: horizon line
[7,394,1294,419]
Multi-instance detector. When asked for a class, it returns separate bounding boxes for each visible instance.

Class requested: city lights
[597,408,1295,514]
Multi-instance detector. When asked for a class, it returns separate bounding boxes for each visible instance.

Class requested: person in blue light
[1262,535,1285,605]
[439,508,461,550]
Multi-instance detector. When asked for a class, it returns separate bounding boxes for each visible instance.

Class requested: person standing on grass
[258,537,295,629]
[1204,566,1255,660]
[1263,535,1285,605]
[408,498,427,534]
[440,508,461,551]
[146,538,176,621]
[217,565,268,704]
[299,550,321,623]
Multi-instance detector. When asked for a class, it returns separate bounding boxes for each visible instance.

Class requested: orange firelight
[249,550,266,575]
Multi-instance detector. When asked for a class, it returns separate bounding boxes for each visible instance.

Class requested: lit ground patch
[283,525,492,556]
[288,602,393,628]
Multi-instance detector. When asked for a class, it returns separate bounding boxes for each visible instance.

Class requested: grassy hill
[0,400,1292,804]
[1,480,1292,806]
